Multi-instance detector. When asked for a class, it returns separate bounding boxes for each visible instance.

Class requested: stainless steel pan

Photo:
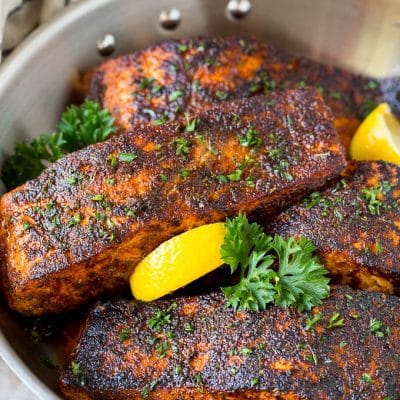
[1,0,400,398]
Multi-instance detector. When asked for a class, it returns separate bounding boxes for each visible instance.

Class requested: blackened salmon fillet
[266,161,400,294]
[0,89,345,316]
[84,36,389,151]
[59,286,400,400]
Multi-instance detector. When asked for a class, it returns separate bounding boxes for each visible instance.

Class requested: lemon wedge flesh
[130,222,226,301]
[350,102,400,164]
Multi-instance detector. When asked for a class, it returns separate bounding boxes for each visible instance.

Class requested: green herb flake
[173,137,191,158]
[215,91,228,100]
[339,341,347,348]
[126,209,136,218]
[184,114,200,132]
[368,80,379,89]
[118,327,131,341]
[305,352,318,365]
[118,152,137,163]
[148,309,172,332]
[71,361,85,386]
[325,312,345,329]
[175,365,183,374]
[239,126,262,148]
[251,377,260,386]
[90,194,104,202]
[217,175,228,183]
[141,387,149,399]
[239,347,253,356]
[169,90,183,101]
[305,312,322,331]
[195,374,203,385]
[227,169,243,182]
[178,44,188,53]
[361,373,372,383]
[68,214,81,228]
[108,153,118,167]
[330,90,342,100]
[23,221,31,231]
[159,174,169,182]
[139,77,154,90]
[180,168,190,178]
[184,322,193,332]
[66,174,78,185]
[156,340,169,358]
[151,84,163,94]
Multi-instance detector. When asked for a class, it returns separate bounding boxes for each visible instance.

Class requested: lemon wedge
[350,102,400,164]
[130,223,226,301]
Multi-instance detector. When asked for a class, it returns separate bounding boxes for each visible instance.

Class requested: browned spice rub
[59,286,400,400]
[266,161,400,294]
[84,36,387,151]
[0,89,345,316]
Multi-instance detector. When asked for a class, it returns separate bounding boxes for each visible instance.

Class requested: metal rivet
[226,0,251,19]
[97,34,116,57]
[159,8,181,30]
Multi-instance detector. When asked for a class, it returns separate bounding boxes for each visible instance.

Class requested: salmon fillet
[266,161,400,294]
[0,89,345,316]
[59,286,400,400]
[84,36,386,152]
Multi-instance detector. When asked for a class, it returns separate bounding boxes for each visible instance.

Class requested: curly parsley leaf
[221,215,330,312]
[2,100,116,190]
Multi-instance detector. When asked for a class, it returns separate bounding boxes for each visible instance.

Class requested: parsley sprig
[221,215,330,312]
[2,100,116,190]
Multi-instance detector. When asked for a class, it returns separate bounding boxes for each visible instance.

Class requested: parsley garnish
[215,91,228,100]
[184,114,200,132]
[118,152,137,163]
[71,361,85,386]
[239,126,262,148]
[325,312,344,329]
[305,312,322,331]
[220,215,330,311]
[139,77,154,90]
[169,90,183,101]
[148,304,175,332]
[173,137,191,158]
[118,327,131,341]
[361,373,372,383]
[2,100,116,190]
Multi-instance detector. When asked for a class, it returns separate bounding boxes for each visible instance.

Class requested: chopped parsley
[239,126,262,148]
[118,327,131,341]
[169,90,183,101]
[305,312,322,331]
[118,152,137,163]
[148,305,174,332]
[173,137,191,158]
[215,91,228,100]
[23,221,30,231]
[71,361,85,386]
[325,313,344,329]
[361,373,372,383]
[184,114,200,132]
[180,168,190,178]
[139,77,154,90]
[90,194,104,202]
[152,115,168,126]
[68,214,81,228]
[239,347,253,356]
[220,214,330,311]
